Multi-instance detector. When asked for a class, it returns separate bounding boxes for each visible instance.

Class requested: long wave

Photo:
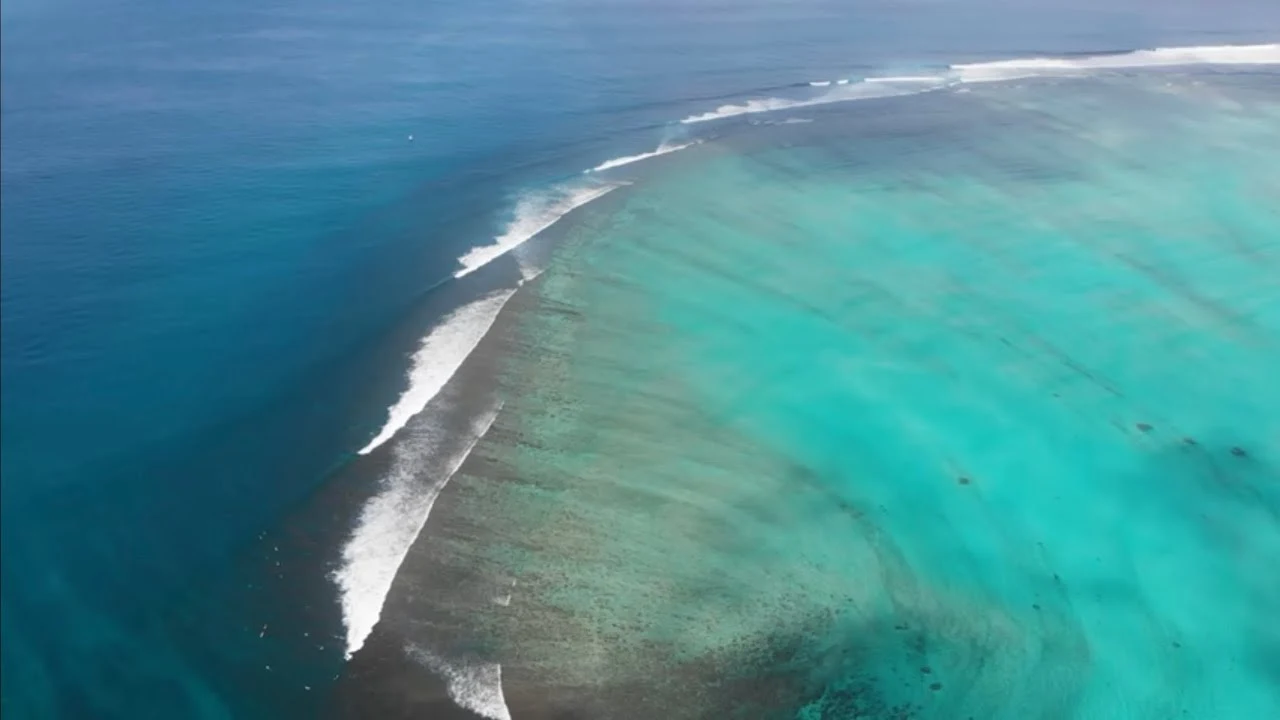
[682,43,1280,123]
[952,42,1280,83]
[337,399,505,659]
[358,290,514,456]
[586,140,698,173]
[454,181,621,278]
[681,78,940,123]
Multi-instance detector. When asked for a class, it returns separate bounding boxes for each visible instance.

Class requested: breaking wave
[359,290,514,455]
[952,42,1280,83]
[454,181,621,278]
[407,644,512,720]
[681,77,937,123]
[587,140,698,173]
[337,399,504,658]
[682,44,1279,123]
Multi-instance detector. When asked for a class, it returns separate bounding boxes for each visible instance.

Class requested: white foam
[587,140,697,173]
[681,80,931,123]
[454,181,620,278]
[359,290,514,455]
[337,398,505,659]
[953,43,1280,83]
[407,645,512,720]
[809,80,832,87]
[864,75,949,84]
[682,44,1279,124]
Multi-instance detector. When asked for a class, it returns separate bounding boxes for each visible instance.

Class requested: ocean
[1,1,1278,718]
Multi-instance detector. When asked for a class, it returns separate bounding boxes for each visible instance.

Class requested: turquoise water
[388,70,1280,718]
[3,0,1279,716]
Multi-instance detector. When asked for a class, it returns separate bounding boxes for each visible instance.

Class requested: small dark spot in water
[920,666,932,674]
[1183,437,1197,446]
[1136,423,1153,432]
[1053,573,1061,582]
[1231,447,1248,458]
[930,682,943,691]
[1052,392,1060,398]
[1173,641,1182,649]
[1032,604,1041,610]
[958,476,971,486]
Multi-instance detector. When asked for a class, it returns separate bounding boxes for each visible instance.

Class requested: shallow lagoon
[376,70,1280,719]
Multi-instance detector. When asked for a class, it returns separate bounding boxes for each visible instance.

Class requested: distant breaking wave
[681,77,941,123]
[682,43,1280,123]
[337,399,504,659]
[358,290,514,455]
[586,140,698,173]
[864,75,946,84]
[454,181,621,278]
[952,42,1280,82]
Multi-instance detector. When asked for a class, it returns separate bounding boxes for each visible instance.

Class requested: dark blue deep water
[2,1,1278,717]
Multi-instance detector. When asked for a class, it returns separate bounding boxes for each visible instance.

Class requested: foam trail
[953,43,1280,83]
[586,140,697,173]
[454,182,620,278]
[809,80,832,87]
[408,645,511,720]
[359,290,514,455]
[681,80,932,123]
[338,399,504,658]
[865,75,949,84]
[682,44,1279,124]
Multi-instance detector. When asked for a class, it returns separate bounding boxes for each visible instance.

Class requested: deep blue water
[2,0,1278,717]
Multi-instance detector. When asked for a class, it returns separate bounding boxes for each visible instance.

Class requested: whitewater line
[337,399,504,659]
[586,140,697,173]
[681,80,934,123]
[453,181,621,279]
[358,290,515,455]
[408,645,512,720]
[681,43,1280,123]
[951,42,1280,83]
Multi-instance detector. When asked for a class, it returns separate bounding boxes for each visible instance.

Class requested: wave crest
[953,43,1280,83]
[682,44,1279,123]
[681,79,933,123]
[337,399,504,658]
[358,290,513,455]
[454,181,621,278]
[587,140,698,173]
